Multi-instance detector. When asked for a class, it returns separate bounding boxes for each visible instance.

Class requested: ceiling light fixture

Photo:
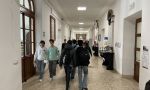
[77,6,87,11]
[79,22,84,25]
[80,28,84,29]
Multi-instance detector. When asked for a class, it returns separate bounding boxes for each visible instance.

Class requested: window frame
[20,0,35,57]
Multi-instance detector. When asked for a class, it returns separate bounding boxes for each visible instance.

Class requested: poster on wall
[142,46,149,69]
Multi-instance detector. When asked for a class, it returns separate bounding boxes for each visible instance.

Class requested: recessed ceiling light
[80,28,84,29]
[79,22,84,25]
[77,6,87,11]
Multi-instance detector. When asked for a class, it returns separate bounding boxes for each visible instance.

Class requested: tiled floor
[23,56,139,90]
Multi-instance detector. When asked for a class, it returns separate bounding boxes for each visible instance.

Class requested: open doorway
[122,11,142,82]
[134,18,142,82]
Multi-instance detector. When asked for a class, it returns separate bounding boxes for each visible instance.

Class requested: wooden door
[20,13,36,82]
[134,18,142,82]
[20,0,36,82]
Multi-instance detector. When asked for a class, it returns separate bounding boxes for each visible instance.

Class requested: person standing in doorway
[47,39,60,80]
[76,40,91,90]
[34,40,47,82]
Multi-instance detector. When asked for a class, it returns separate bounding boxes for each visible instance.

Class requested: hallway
[23,57,139,90]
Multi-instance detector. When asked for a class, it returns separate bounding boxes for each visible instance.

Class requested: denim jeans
[78,66,88,90]
[49,60,57,78]
[36,60,45,79]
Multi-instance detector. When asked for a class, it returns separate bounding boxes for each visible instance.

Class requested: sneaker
[39,79,42,82]
[82,88,88,90]
[53,76,56,80]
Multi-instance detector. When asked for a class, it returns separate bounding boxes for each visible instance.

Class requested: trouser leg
[65,65,71,90]
[71,67,76,79]
[49,61,53,78]
[82,66,88,89]
[78,66,83,90]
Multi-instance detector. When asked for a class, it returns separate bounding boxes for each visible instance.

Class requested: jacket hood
[65,44,73,50]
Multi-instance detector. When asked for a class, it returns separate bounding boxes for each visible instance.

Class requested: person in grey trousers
[34,40,47,82]
[47,39,60,80]
[76,40,91,90]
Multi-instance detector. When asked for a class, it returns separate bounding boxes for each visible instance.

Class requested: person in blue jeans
[34,40,47,82]
[76,40,91,90]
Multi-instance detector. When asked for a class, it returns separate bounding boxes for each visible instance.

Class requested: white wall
[99,0,124,74]
[100,0,150,89]
[139,0,150,90]
[35,0,69,51]
[122,19,135,75]
[0,0,22,90]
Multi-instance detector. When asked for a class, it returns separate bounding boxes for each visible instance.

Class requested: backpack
[78,47,90,65]
[65,45,77,65]
[64,49,72,65]
[145,80,150,90]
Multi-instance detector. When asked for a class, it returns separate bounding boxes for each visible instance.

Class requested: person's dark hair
[78,40,83,46]
[40,40,45,44]
[49,39,54,43]
[67,40,72,45]
[72,39,77,44]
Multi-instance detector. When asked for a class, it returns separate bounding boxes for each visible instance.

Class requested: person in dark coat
[59,40,74,90]
[76,40,91,90]
[92,41,99,56]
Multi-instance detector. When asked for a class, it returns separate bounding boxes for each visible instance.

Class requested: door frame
[134,18,142,82]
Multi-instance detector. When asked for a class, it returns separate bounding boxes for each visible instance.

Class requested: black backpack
[145,80,150,90]
[64,49,72,65]
[78,47,90,65]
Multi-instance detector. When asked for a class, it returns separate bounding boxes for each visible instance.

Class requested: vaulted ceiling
[47,0,116,29]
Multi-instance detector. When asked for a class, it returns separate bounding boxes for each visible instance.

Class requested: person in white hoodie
[34,40,47,82]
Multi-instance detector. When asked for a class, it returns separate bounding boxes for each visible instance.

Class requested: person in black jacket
[76,40,90,90]
[61,39,67,51]
[85,40,92,56]
[92,41,99,56]
[59,40,74,90]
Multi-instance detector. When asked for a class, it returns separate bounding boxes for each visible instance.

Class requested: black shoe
[82,88,88,90]
[71,76,74,80]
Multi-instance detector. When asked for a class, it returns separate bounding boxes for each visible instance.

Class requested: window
[20,0,35,57]
[20,0,35,12]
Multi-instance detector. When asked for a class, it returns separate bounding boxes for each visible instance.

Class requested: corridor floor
[23,56,139,90]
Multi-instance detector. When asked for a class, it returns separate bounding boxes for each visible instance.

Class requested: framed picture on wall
[50,15,56,40]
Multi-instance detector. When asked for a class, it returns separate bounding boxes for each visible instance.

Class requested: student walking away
[47,39,60,80]
[92,41,99,56]
[34,40,47,82]
[61,39,67,51]
[59,40,75,90]
[76,40,91,90]
[71,39,79,80]
[85,41,92,56]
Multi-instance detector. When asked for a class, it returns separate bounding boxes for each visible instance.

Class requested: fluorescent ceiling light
[80,28,84,29]
[79,22,84,25]
[77,6,87,11]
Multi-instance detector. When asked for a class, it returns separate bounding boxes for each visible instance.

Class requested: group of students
[34,39,92,90]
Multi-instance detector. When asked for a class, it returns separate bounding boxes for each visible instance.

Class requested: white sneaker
[50,78,53,81]
[39,79,42,82]
[53,76,56,80]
